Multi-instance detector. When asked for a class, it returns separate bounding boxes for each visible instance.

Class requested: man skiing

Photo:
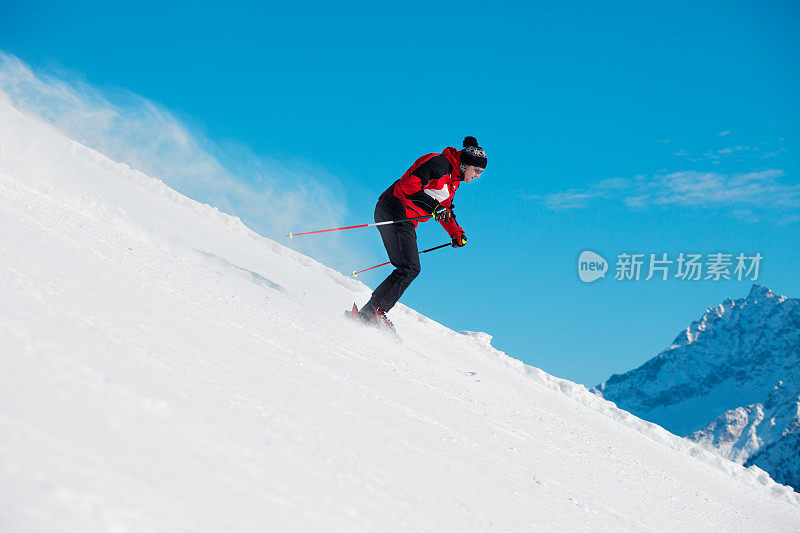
[357,136,487,332]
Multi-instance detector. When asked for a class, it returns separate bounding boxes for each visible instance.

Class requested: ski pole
[351,242,451,277]
[285,215,431,239]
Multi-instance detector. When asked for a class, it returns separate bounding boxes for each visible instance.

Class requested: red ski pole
[351,242,451,277]
[285,215,431,239]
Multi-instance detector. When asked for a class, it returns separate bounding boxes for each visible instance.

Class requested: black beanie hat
[460,136,487,173]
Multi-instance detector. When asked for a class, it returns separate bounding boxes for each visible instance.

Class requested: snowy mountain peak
[598,285,799,427]
[747,283,779,303]
[595,284,800,492]
[667,284,792,350]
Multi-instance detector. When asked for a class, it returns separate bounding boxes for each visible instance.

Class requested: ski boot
[346,303,398,336]
[369,306,396,334]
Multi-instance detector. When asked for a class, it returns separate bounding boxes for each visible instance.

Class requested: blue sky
[2,0,798,385]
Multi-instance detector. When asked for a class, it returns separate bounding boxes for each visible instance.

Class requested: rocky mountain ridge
[595,284,800,490]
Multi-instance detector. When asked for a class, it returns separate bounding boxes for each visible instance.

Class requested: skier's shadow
[194,250,288,295]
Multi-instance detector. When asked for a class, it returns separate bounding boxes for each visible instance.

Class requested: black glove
[451,231,467,248]
[432,204,452,221]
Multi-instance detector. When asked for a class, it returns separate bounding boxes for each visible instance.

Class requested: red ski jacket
[379,146,464,238]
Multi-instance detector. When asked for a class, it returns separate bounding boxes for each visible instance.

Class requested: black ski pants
[365,197,421,312]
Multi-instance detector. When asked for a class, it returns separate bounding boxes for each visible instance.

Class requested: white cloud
[730,209,760,223]
[532,169,799,221]
[763,147,788,159]
[653,170,798,207]
[543,189,604,209]
[673,136,783,163]
[539,177,628,210]
[0,52,362,270]
[719,131,731,136]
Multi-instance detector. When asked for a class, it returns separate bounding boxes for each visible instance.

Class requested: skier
[357,136,487,331]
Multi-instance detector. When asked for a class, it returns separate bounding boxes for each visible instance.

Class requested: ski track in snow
[1,92,800,532]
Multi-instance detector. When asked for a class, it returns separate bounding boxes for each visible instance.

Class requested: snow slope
[1,92,799,532]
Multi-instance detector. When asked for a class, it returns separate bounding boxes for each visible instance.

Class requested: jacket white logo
[424,184,450,203]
